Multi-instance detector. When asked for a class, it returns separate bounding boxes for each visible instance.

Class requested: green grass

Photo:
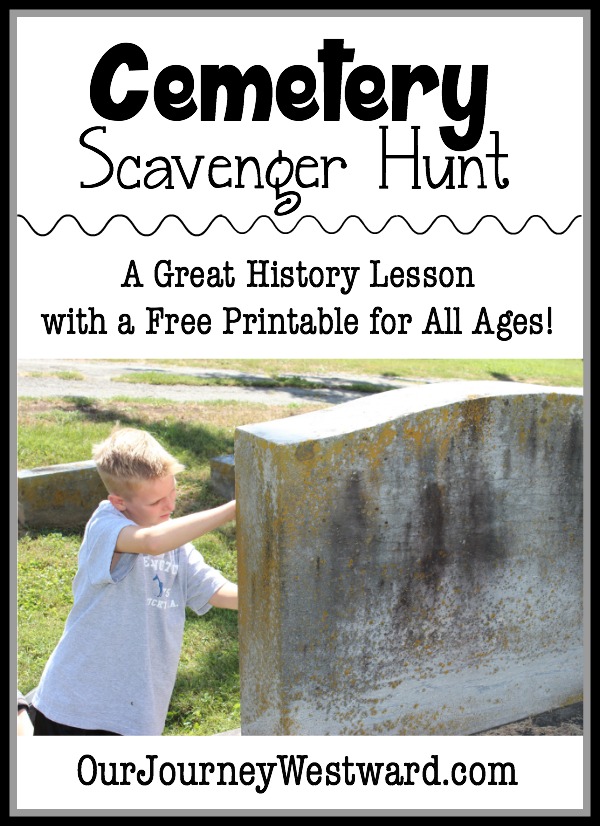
[111,370,390,394]
[17,533,82,681]
[17,409,114,468]
[22,370,85,381]
[17,397,321,473]
[106,358,583,387]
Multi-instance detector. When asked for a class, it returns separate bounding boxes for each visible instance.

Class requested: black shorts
[32,708,121,736]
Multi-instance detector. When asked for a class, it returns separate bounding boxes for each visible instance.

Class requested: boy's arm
[115,500,236,556]
[209,582,238,610]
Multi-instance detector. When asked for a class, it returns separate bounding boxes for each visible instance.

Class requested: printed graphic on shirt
[144,555,179,610]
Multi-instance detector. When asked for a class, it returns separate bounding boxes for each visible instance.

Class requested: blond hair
[92,427,185,496]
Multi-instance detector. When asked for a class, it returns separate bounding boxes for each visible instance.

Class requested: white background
[17,735,584,812]
[16,13,584,359]
[13,11,587,816]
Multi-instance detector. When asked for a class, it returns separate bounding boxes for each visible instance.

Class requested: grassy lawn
[16,359,583,735]
[106,358,583,386]
[111,371,385,394]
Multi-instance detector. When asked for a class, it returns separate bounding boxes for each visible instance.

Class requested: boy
[31,427,237,736]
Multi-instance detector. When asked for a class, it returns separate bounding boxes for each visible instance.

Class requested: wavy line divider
[17,213,582,237]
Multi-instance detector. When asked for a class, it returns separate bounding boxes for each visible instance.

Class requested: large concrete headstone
[235,381,584,735]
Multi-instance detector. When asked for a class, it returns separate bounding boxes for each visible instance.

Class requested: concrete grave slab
[18,460,107,530]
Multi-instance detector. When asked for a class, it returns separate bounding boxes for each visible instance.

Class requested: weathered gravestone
[18,460,107,530]
[209,454,236,501]
[235,381,583,735]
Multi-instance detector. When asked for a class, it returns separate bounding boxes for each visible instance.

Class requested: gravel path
[16,359,420,406]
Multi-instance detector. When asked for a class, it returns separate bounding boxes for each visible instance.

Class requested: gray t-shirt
[33,500,229,735]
